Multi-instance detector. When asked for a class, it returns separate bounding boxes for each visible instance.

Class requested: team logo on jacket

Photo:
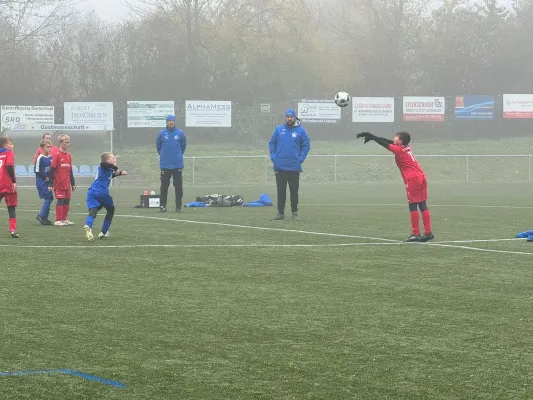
[292,132,297,138]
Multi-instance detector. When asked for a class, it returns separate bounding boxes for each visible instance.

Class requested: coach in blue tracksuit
[156,114,187,212]
[268,108,311,221]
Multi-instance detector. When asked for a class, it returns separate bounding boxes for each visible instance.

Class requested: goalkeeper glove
[356,132,375,144]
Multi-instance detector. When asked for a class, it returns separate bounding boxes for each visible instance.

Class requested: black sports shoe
[36,215,45,225]
[271,213,285,221]
[404,234,421,242]
[175,207,181,213]
[419,232,435,242]
[10,231,20,238]
[159,206,167,212]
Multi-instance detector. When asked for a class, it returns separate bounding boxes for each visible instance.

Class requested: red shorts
[0,192,18,207]
[405,175,428,203]
[54,189,71,199]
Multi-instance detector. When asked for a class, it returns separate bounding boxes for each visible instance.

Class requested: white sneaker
[84,225,94,242]
[54,221,66,226]
[98,231,110,239]
[63,220,75,225]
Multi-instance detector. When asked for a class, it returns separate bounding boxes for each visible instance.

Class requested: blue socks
[39,198,53,219]
[85,215,95,228]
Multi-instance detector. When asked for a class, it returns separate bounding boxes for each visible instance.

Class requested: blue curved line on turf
[0,369,126,388]
[60,369,126,388]
[0,369,63,376]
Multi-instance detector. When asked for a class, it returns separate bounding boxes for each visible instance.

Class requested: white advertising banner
[503,94,533,119]
[127,100,175,127]
[352,97,395,122]
[1,105,54,130]
[403,96,445,122]
[185,101,232,127]
[64,102,114,130]
[297,100,341,123]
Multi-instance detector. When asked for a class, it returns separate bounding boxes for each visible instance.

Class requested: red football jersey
[0,149,15,193]
[51,151,73,190]
[388,144,425,182]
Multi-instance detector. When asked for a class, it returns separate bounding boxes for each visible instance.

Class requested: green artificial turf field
[1,182,533,399]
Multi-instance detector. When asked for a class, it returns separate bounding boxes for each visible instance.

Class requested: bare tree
[0,0,77,49]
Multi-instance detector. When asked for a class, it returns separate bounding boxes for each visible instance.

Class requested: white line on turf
[426,243,533,256]
[8,202,533,210]
[3,207,401,243]
[0,242,407,249]
[3,207,533,255]
[435,238,522,243]
[114,214,403,242]
[301,203,533,209]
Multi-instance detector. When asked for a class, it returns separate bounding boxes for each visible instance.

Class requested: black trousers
[160,169,183,208]
[275,171,300,214]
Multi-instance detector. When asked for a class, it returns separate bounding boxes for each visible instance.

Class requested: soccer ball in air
[334,91,351,108]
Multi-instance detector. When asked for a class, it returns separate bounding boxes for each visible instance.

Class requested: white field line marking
[9,202,533,210]
[0,242,406,249]
[426,243,533,256]
[300,203,533,210]
[4,207,401,243]
[435,238,522,243]
[4,208,533,255]
[114,214,402,242]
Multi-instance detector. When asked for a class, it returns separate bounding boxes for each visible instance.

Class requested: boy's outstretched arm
[356,132,393,149]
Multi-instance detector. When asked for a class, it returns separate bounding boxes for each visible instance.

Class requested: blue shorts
[86,190,114,210]
[37,183,53,200]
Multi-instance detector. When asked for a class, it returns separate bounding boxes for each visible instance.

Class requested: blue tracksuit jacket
[268,119,310,172]
[156,127,187,169]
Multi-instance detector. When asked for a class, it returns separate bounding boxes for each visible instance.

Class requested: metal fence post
[334,155,337,184]
[192,157,196,187]
[264,155,268,184]
[466,155,469,183]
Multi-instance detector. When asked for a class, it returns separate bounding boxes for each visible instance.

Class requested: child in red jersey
[357,131,434,242]
[48,134,76,226]
[0,136,19,238]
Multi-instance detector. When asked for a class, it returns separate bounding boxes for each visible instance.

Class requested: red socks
[410,211,420,235]
[9,217,16,232]
[410,210,432,235]
[55,204,70,221]
[56,205,64,221]
[421,210,432,234]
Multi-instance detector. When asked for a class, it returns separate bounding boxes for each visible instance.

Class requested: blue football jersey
[35,154,52,185]
[89,165,115,194]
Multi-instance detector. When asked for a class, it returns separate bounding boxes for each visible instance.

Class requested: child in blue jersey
[35,140,54,225]
[83,152,127,242]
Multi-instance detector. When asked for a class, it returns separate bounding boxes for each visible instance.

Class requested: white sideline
[302,203,533,210]
[426,243,533,256]
[9,202,533,210]
[0,242,406,249]
[114,214,402,242]
[2,207,533,256]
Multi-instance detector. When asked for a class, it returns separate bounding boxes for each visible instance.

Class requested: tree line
[0,0,530,104]
[0,0,531,142]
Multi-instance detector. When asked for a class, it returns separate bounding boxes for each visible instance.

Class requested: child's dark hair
[397,131,411,145]
[0,136,12,147]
